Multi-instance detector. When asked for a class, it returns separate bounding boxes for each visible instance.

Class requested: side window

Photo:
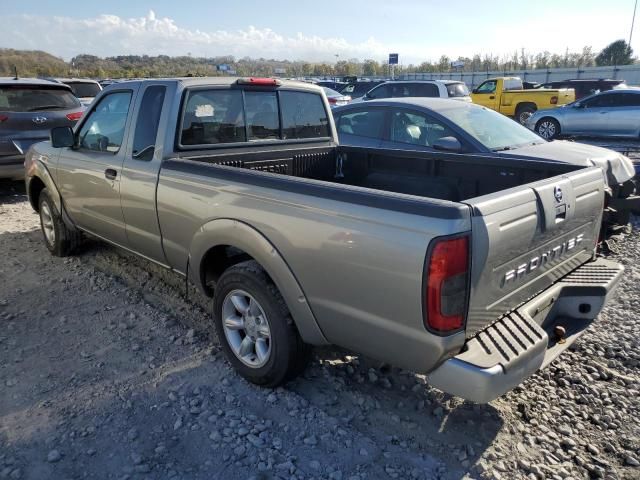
[412,83,440,97]
[181,89,245,146]
[336,109,385,138]
[476,81,497,94]
[132,86,166,161]
[390,110,457,147]
[245,91,280,140]
[78,91,132,153]
[609,93,640,107]
[584,94,614,108]
[367,84,390,99]
[280,91,330,139]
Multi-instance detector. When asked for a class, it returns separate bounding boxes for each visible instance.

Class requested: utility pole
[630,0,638,47]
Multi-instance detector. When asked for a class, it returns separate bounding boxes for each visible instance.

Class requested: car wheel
[213,260,311,387]
[516,105,537,125]
[38,188,81,256]
[535,118,560,140]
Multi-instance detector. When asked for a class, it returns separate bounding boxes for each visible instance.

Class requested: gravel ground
[0,179,638,480]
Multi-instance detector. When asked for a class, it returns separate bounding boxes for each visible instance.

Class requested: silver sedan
[526,89,640,140]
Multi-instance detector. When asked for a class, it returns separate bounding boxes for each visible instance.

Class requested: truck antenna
[13,65,18,80]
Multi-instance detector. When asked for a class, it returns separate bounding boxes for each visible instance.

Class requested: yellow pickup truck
[471,77,575,124]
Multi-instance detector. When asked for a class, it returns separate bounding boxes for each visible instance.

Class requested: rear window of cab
[180,88,330,147]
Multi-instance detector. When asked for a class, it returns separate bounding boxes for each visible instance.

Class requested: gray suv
[0,78,84,179]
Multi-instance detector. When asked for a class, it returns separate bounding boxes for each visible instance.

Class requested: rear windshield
[0,86,81,112]
[180,88,330,147]
[65,82,101,98]
[447,83,470,97]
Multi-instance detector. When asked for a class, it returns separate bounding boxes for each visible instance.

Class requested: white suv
[354,80,471,103]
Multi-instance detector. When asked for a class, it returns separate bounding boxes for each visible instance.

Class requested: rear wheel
[535,118,560,140]
[38,188,81,256]
[516,104,537,125]
[213,260,311,387]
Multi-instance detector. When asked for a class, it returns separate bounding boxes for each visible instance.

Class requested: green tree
[596,40,634,66]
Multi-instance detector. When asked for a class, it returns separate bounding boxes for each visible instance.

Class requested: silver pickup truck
[25,78,623,403]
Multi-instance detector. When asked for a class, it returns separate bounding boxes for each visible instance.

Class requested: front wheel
[535,118,560,140]
[38,188,81,256]
[213,260,311,387]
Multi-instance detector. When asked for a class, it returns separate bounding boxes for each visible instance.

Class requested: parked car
[25,77,623,403]
[316,80,348,91]
[537,79,627,100]
[526,89,640,141]
[322,87,351,107]
[333,98,638,232]
[339,81,384,100]
[354,80,471,103]
[471,77,575,124]
[0,78,83,180]
[56,78,103,107]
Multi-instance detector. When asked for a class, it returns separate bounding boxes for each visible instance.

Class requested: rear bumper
[428,258,623,403]
[0,157,25,180]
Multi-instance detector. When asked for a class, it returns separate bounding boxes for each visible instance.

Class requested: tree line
[0,40,635,79]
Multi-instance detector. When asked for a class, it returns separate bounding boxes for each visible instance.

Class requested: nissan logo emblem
[32,116,48,125]
[554,186,563,203]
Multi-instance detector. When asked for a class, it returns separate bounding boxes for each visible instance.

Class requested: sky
[1,0,638,64]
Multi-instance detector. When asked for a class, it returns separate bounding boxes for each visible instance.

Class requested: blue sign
[388,53,399,65]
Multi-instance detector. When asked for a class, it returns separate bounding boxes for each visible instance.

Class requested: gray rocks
[46,450,61,463]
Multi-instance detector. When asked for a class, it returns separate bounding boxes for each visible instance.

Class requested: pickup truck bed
[25,77,622,402]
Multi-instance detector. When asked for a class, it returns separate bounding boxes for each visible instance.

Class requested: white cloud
[1,11,395,63]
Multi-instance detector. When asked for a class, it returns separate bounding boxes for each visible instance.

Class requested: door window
[582,94,614,108]
[476,80,497,94]
[390,110,456,147]
[608,93,640,107]
[406,83,440,97]
[367,84,390,99]
[336,109,385,138]
[132,86,166,161]
[78,91,132,153]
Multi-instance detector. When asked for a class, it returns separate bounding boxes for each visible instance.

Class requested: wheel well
[515,102,537,113]
[28,177,46,212]
[200,245,256,296]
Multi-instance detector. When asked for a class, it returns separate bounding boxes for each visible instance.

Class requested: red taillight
[550,96,558,105]
[236,77,281,86]
[425,236,469,334]
[328,97,337,104]
[66,111,83,121]
[0,114,8,123]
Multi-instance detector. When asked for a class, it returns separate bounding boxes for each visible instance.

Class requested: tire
[535,117,561,140]
[38,188,81,256]
[213,260,311,387]
[516,104,537,125]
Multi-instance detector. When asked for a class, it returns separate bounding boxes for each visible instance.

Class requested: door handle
[489,96,495,99]
[105,168,117,180]
[599,111,607,114]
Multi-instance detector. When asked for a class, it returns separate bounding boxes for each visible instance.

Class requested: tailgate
[464,166,605,337]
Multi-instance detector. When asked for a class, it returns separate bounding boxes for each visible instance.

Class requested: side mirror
[573,102,583,108]
[50,126,75,148]
[433,136,462,153]
[472,88,478,94]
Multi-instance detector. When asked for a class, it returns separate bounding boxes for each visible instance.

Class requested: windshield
[446,83,470,97]
[440,105,544,151]
[65,82,101,98]
[0,86,81,112]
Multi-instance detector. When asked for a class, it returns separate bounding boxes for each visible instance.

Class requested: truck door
[472,80,499,110]
[57,87,138,246]
[119,84,170,265]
